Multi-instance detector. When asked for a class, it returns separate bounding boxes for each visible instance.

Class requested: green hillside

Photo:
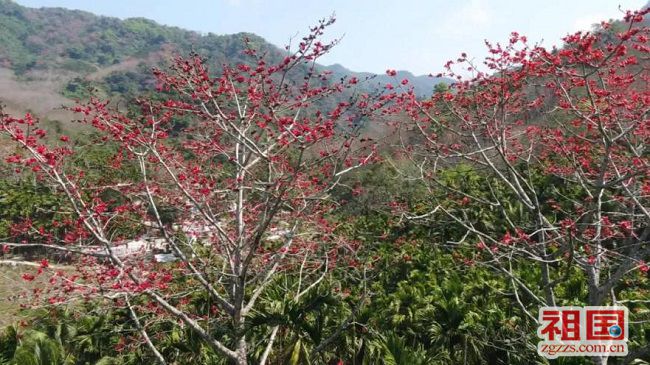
[0,0,448,131]
[0,0,274,74]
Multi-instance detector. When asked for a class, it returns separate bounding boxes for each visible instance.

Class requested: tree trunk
[587,263,609,365]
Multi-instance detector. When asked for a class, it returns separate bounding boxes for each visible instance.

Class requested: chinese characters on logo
[537,306,628,359]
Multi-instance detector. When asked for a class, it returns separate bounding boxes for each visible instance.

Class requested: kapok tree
[394,9,649,363]
[0,17,384,365]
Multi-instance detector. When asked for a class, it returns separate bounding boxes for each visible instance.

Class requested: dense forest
[0,1,649,365]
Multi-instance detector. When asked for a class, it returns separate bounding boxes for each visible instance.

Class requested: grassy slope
[0,265,44,327]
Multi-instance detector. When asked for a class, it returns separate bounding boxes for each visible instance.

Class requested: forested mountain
[0,0,448,132]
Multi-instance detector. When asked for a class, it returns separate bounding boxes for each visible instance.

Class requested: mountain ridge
[0,0,449,132]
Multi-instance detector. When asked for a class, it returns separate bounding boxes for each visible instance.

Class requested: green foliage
[0,179,61,239]
[62,78,100,100]
[0,326,18,363]
[103,66,153,96]
[59,60,97,74]
[433,82,449,94]
[69,142,139,184]
[333,161,427,216]
[0,142,143,242]
[10,330,65,365]
[363,240,537,364]
[0,1,37,74]
[0,307,142,365]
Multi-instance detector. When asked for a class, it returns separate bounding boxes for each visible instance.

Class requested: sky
[14,0,649,75]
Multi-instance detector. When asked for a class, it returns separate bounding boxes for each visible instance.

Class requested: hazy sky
[14,0,648,75]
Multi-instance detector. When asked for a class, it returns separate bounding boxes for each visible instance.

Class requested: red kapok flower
[22,273,36,282]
